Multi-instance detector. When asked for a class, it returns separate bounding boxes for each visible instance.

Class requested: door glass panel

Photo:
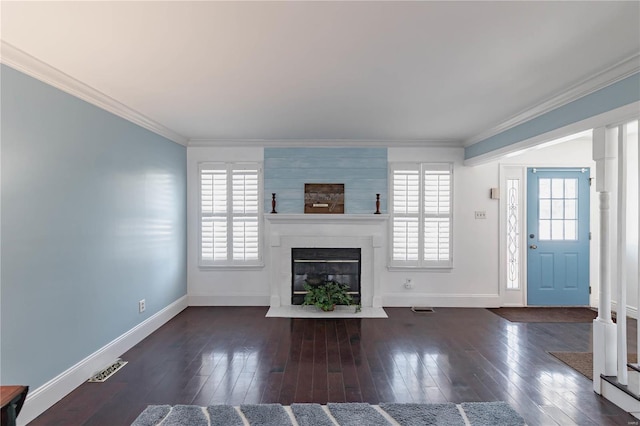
[539,179,551,198]
[565,200,576,219]
[552,200,564,219]
[551,220,564,240]
[506,179,520,290]
[565,179,576,198]
[539,177,578,240]
[539,200,551,219]
[564,220,577,240]
[552,179,564,198]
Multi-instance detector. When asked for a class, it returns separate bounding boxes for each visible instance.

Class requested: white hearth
[265,214,388,308]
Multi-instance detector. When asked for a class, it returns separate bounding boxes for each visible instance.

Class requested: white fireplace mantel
[265,214,389,309]
[265,214,389,224]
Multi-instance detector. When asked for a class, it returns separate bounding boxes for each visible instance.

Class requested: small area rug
[266,305,388,318]
[132,402,525,426]
[549,351,638,380]
[487,307,597,323]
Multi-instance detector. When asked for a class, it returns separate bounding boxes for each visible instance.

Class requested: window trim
[388,162,453,269]
[198,161,264,268]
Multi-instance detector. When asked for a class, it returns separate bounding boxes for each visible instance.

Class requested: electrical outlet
[404,279,413,289]
[139,299,146,313]
[475,211,487,220]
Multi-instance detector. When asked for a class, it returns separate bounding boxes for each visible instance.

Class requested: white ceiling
[2,1,639,145]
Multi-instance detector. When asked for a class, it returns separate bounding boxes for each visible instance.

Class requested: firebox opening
[291,248,361,305]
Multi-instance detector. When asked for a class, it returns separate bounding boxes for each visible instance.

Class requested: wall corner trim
[463,102,640,166]
[17,295,188,426]
[0,41,188,146]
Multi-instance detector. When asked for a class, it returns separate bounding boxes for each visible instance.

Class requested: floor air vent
[411,307,434,313]
[88,359,128,383]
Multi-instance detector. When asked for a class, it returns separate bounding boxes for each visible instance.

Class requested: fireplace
[291,248,361,305]
[265,214,388,308]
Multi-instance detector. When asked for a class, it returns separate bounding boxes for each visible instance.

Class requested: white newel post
[592,127,618,393]
[616,125,628,385]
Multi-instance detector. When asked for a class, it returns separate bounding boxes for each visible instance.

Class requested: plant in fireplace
[303,280,353,312]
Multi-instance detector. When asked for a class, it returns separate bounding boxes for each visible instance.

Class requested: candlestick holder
[374,193,381,214]
[271,193,277,214]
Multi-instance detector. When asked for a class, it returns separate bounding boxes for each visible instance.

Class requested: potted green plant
[303,280,354,312]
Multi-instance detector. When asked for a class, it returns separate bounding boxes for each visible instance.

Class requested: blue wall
[264,148,387,214]
[1,65,187,389]
[465,72,640,160]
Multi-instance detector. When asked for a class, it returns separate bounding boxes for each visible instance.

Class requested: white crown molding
[0,41,188,146]
[188,138,463,148]
[465,53,640,147]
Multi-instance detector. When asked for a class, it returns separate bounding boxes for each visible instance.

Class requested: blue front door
[527,168,590,306]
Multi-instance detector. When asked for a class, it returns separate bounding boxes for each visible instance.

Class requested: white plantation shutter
[392,170,420,261]
[233,217,259,260]
[232,169,258,214]
[424,218,449,261]
[393,217,419,261]
[232,168,259,261]
[201,168,228,261]
[390,163,452,268]
[200,163,262,266]
[424,168,451,262]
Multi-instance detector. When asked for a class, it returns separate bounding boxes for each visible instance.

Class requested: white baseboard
[381,293,501,307]
[188,294,270,306]
[610,301,638,320]
[18,295,188,426]
[593,299,638,319]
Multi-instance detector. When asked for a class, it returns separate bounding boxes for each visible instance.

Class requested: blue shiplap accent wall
[465,72,640,160]
[1,65,187,390]
[264,148,387,214]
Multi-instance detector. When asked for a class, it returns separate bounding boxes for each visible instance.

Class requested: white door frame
[500,162,598,307]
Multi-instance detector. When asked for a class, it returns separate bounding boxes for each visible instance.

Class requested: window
[199,163,262,267]
[390,163,452,268]
[506,178,520,289]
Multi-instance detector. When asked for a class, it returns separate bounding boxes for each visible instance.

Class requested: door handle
[529,245,537,249]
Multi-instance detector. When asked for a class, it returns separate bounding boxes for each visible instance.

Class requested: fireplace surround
[265,214,388,309]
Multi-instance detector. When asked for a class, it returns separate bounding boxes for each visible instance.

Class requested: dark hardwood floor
[30,307,638,425]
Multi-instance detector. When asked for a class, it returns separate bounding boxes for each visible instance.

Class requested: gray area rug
[240,404,292,426]
[328,402,390,426]
[461,402,525,426]
[380,403,465,425]
[291,404,334,426]
[132,402,525,425]
[207,405,244,426]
